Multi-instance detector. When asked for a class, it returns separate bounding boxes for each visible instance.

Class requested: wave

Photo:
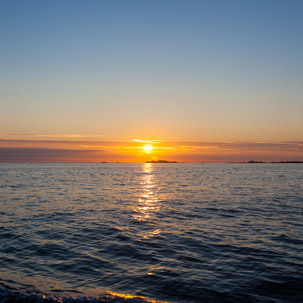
[0,284,165,303]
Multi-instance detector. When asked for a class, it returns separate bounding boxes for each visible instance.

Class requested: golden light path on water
[108,163,165,301]
[133,163,161,240]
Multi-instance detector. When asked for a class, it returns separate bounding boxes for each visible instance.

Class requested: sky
[1,0,303,162]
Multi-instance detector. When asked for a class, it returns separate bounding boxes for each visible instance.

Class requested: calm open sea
[0,163,302,303]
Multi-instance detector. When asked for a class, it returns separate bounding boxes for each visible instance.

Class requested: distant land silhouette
[240,160,303,164]
[145,160,178,163]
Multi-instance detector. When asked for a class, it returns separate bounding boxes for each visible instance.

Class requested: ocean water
[0,163,302,303]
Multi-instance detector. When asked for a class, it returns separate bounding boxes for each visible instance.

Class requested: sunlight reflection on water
[133,163,161,239]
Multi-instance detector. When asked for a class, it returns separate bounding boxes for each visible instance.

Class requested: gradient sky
[1,0,303,161]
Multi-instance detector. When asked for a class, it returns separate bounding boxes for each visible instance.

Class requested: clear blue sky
[1,0,303,142]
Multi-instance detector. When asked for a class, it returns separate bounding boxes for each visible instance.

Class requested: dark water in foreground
[0,163,302,303]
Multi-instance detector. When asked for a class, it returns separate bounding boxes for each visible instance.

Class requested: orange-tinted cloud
[0,139,302,162]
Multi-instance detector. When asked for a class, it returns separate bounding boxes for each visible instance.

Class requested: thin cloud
[0,133,104,140]
[1,140,303,162]
[133,139,163,144]
[0,148,104,162]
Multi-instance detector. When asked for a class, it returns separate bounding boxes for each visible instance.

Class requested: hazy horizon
[1,138,303,163]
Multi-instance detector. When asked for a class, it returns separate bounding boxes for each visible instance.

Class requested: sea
[0,163,302,303]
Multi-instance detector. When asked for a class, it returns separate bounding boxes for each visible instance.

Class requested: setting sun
[143,144,153,153]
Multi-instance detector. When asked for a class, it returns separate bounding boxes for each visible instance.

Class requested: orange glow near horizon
[1,136,303,163]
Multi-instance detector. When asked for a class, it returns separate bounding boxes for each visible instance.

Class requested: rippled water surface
[0,163,302,303]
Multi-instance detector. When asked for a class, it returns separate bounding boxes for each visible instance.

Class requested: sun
[143,144,153,153]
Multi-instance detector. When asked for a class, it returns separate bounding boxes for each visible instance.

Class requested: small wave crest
[0,284,165,303]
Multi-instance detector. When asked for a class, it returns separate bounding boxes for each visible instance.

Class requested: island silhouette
[145,160,178,163]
